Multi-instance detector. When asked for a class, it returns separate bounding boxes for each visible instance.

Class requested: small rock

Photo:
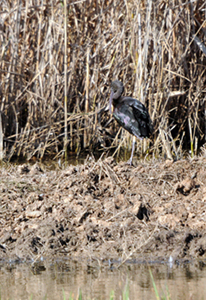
[25,211,42,218]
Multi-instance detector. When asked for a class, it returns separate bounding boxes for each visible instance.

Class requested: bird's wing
[123,97,149,120]
[123,97,153,136]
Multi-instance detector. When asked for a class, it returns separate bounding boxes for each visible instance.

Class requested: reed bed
[0,0,206,161]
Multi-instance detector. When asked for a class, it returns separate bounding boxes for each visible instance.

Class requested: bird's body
[109,80,153,164]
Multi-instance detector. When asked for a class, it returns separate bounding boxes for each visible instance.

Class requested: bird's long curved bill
[109,90,114,114]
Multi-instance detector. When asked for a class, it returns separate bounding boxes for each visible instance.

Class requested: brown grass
[0,0,206,161]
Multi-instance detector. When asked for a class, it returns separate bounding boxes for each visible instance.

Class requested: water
[1,260,206,299]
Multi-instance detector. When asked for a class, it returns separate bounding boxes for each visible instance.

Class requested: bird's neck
[113,95,124,107]
[113,87,123,100]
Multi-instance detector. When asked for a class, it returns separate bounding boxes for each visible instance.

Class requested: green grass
[109,290,115,300]
[149,268,171,300]
[123,280,129,300]
[1,270,172,300]
[62,285,129,300]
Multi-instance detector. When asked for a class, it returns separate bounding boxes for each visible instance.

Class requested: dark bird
[109,80,153,165]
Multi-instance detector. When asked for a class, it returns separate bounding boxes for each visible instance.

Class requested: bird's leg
[128,136,136,165]
[109,90,114,114]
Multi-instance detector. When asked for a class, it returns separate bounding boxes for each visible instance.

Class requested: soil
[1,153,206,264]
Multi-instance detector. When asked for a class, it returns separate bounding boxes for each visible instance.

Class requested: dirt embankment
[1,154,206,263]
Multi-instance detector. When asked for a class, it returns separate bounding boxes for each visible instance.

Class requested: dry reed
[0,0,206,161]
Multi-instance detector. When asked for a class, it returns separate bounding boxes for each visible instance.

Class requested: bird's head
[109,80,124,113]
[111,80,124,98]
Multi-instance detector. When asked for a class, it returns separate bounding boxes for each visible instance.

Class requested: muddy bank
[1,154,206,263]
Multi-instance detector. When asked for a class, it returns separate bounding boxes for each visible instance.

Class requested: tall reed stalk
[64,0,68,159]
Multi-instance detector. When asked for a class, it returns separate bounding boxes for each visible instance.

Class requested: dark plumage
[109,80,153,164]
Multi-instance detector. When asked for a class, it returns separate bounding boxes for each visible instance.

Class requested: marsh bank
[1,154,206,264]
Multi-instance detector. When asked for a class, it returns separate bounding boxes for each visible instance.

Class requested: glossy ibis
[109,80,153,164]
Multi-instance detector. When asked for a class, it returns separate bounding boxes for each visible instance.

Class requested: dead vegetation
[0,0,206,161]
[1,149,206,262]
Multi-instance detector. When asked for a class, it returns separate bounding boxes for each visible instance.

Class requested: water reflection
[0,260,206,300]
